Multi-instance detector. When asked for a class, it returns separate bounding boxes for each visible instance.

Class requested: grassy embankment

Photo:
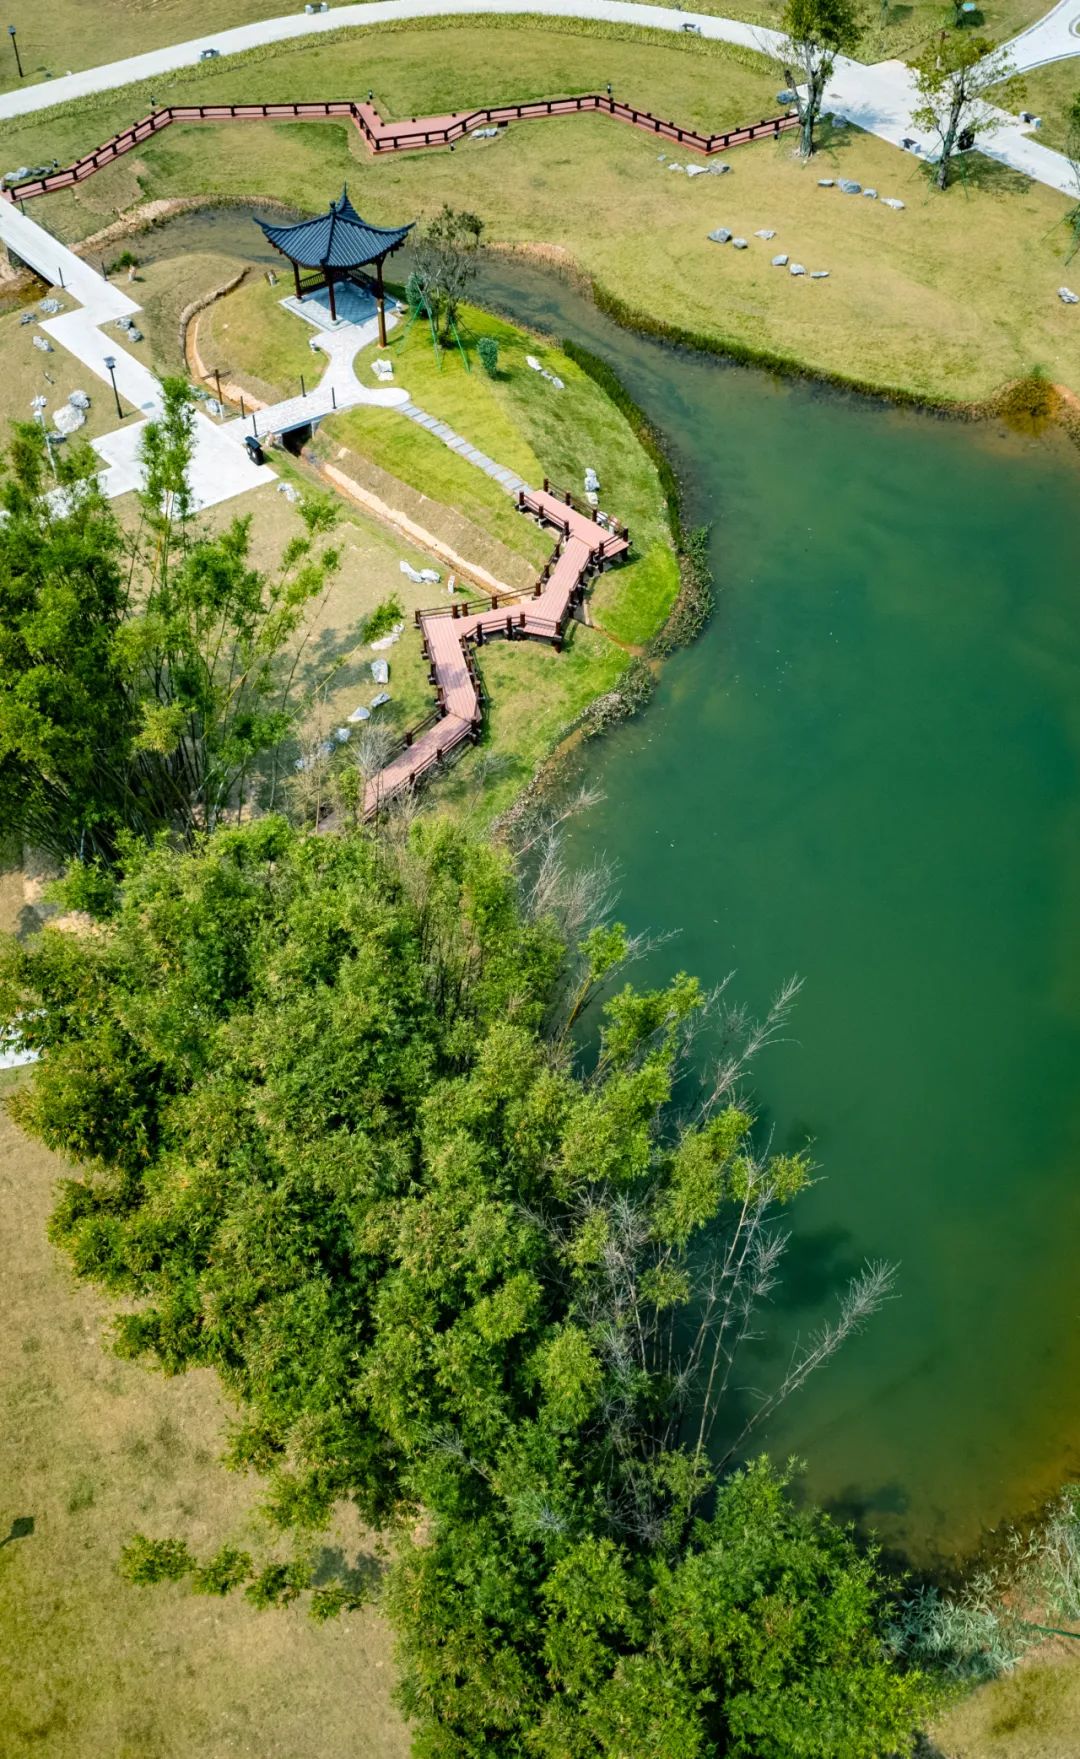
[0,0,1046,94]
[190,271,674,818]
[0,221,675,824]
[0,1053,408,1759]
[3,20,1078,403]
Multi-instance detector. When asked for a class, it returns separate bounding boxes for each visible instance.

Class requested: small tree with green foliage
[476,334,499,377]
[912,36,1016,189]
[775,0,862,158]
[0,384,342,861]
[412,205,484,341]
[1066,91,1080,257]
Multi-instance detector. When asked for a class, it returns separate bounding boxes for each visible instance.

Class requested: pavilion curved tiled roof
[256,188,413,269]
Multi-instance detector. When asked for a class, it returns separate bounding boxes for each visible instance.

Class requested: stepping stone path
[882,198,906,210]
[732,237,748,249]
[398,401,529,495]
[789,262,806,276]
[755,229,777,239]
[772,253,789,266]
[863,188,878,199]
[708,228,732,243]
[811,270,830,279]
[839,180,861,194]
[818,178,835,187]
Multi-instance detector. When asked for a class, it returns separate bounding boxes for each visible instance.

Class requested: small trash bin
[244,434,265,466]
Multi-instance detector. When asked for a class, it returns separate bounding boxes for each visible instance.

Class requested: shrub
[359,594,404,645]
[477,335,499,377]
[119,1535,193,1585]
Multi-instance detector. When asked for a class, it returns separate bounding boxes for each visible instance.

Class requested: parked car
[198,46,220,60]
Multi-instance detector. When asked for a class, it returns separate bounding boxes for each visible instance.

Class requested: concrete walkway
[0,196,279,507]
[999,0,1080,70]
[0,192,425,504]
[221,297,410,442]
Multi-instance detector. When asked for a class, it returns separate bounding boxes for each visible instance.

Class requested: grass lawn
[434,624,631,823]
[0,297,132,446]
[193,270,679,636]
[933,1650,1080,1757]
[7,23,1080,403]
[994,61,1080,155]
[0,1069,408,1759]
[192,474,440,765]
[0,0,1051,96]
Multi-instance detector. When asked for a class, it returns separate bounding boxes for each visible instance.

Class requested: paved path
[399,401,529,494]
[0,190,421,504]
[0,0,1076,201]
[221,299,409,441]
[999,0,1080,70]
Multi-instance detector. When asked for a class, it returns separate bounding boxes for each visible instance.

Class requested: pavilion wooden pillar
[375,255,387,348]
[292,258,302,301]
[326,264,337,323]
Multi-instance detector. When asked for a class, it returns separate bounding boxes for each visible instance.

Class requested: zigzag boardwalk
[362,488,630,820]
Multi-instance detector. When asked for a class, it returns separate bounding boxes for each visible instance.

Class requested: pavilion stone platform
[280,280,397,333]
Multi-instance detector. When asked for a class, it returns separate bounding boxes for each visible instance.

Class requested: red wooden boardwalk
[362,491,628,819]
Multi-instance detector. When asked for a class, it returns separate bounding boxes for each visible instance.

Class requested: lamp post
[102,355,123,420]
[30,395,56,477]
[8,24,22,79]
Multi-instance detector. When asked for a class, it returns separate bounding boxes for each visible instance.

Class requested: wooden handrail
[4,97,799,202]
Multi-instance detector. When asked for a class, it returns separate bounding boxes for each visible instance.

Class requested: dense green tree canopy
[0,394,339,863]
[1,817,931,1754]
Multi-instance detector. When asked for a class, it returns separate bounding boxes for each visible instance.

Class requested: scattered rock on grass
[818,178,835,186]
[771,253,789,266]
[708,228,732,244]
[1059,287,1079,304]
[811,270,830,279]
[732,237,748,249]
[882,197,906,210]
[839,179,861,194]
[755,228,777,239]
[789,262,806,276]
[863,188,878,199]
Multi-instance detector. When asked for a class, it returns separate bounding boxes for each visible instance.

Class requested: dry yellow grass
[0,1079,408,1759]
[4,21,1077,402]
[933,1650,1080,1758]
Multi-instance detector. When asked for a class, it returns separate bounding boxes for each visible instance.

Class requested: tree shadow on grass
[927,153,1034,200]
[309,1544,385,1597]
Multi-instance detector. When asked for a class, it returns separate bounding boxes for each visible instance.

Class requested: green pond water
[471,259,1080,1570]
[143,215,1080,1567]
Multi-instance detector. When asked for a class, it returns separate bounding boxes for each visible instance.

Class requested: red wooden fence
[3,96,798,203]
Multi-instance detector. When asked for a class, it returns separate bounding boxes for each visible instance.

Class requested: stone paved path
[398,401,529,495]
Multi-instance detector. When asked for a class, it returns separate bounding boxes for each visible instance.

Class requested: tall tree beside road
[912,36,1016,189]
[775,0,862,159]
